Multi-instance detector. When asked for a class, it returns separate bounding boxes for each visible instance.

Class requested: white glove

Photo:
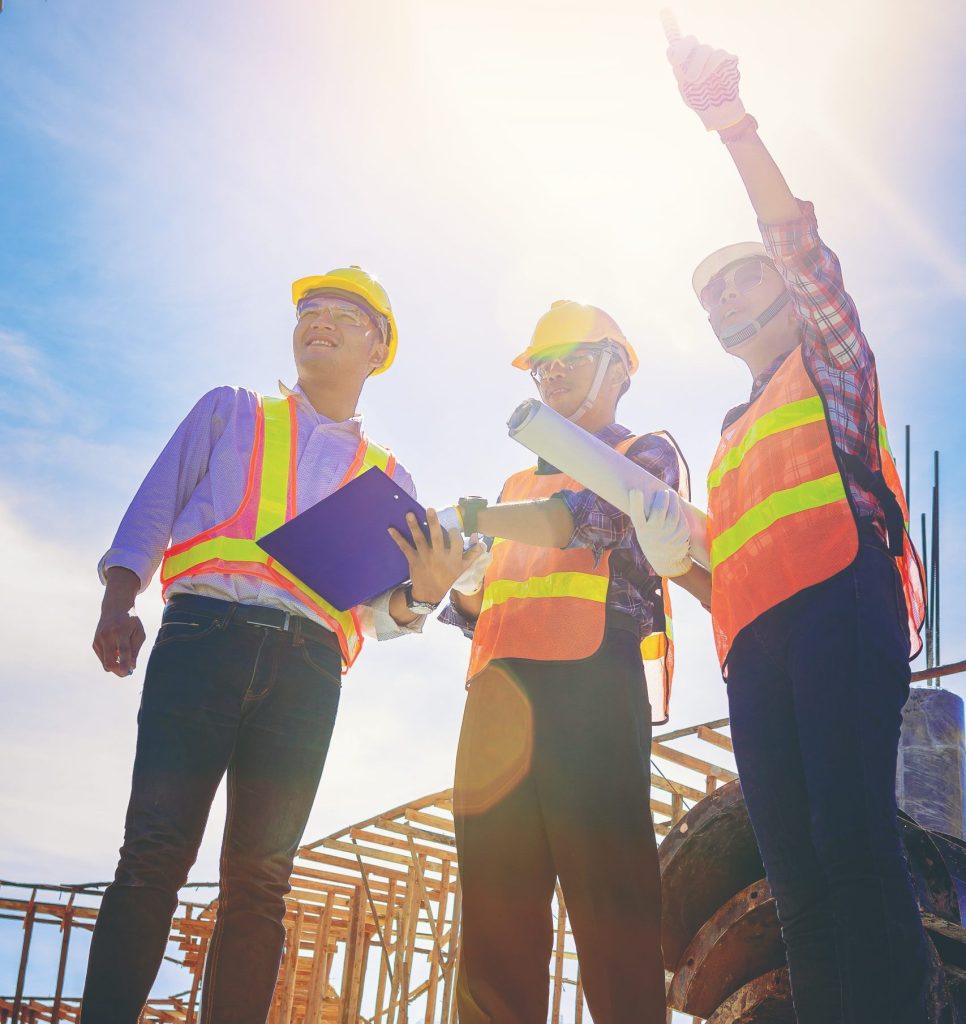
[628,488,692,578]
[667,35,745,133]
[450,542,492,596]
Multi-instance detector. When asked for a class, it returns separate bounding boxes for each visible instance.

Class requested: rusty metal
[706,967,793,1024]
[659,779,763,970]
[668,879,783,1018]
[662,784,966,1022]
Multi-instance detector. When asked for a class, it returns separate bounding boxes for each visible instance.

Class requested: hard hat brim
[513,338,639,374]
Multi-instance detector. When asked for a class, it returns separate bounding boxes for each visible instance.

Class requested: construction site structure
[4,674,965,1023]
[1,716,739,1024]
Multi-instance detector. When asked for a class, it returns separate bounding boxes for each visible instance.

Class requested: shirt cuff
[759,199,820,261]
[438,601,476,639]
[359,586,426,641]
[555,489,610,565]
[98,550,151,593]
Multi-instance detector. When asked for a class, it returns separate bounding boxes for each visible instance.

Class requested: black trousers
[81,598,342,1024]
[727,537,929,1023]
[454,628,665,1024]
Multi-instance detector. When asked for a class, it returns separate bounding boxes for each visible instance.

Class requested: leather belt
[166,594,341,655]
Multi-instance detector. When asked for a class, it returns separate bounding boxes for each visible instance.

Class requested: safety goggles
[297,297,373,328]
[699,259,768,311]
[529,348,598,383]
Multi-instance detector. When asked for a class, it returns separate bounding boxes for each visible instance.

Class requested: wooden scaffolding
[0,718,736,1023]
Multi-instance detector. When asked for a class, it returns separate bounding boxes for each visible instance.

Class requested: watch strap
[457,496,489,535]
[403,583,439,615]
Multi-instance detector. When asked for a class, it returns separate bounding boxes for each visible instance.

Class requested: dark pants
[81,598,342,1024]
[454,629,665,1024]
[726,534,930,1024]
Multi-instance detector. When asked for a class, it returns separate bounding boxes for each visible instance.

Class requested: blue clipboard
[256,467,429,612]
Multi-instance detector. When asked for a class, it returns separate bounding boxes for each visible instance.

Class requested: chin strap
[717,291,792,348]
[569,349,615,422]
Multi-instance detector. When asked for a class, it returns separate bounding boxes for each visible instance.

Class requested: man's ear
[368,338,390,373]
[608,361,630,392]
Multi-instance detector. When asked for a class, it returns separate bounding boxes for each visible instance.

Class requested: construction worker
[643,32,931,1024]
[428,301,706,1024]
[83,267,482,1024]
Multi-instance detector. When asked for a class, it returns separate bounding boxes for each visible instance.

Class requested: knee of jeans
[220,850,294,915]
[114,830,197,892]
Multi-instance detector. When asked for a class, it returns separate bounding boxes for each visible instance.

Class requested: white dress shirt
[99,382,422,641]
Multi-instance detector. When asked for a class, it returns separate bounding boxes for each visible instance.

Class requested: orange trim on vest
[159,394,394,671]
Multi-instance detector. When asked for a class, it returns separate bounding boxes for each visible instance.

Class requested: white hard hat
[692,242,771,302]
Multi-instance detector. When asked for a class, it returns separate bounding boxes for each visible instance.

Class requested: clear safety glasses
[297,298,372,329]
[529,349,598,384]
[700,259,767,311]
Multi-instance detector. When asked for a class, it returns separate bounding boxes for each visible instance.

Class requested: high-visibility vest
[707,346,925,668]
[467,434,689,725]
[160,394,397,669]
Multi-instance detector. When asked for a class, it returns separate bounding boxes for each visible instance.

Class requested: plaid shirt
[439,425,684,640]
[722,199,886,536]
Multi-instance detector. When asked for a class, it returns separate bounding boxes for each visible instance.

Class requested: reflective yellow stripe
[878,423,891,457]
[255,398,292,537]
[361,440,392,473]
[707,397,827,494]
[163,536,358,639]
[710,473,848,569]
[163,536,265,579]
[481,571,608,613]
[641,632,668,660]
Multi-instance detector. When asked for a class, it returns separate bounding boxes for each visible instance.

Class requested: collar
[277,380,364,430]
[721,344,799,434]
[535,422,632,475]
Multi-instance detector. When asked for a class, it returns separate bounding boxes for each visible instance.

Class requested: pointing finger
[660,8,681,45]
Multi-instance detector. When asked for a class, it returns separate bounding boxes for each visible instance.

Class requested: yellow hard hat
[292,265,398,375]
[512,300,639,374]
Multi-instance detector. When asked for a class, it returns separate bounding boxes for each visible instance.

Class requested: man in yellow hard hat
[425,301,706,1024]
[661,29,930,1024]
[82,267,483,1024]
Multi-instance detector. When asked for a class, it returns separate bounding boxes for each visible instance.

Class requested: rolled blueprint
[507,399,710,569]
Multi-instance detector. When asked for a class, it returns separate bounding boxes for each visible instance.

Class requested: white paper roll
[507,399,710,569]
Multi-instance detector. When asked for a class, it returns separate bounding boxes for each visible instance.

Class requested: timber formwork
[0,718,737,1024]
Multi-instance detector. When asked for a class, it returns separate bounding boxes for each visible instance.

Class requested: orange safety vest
[467,434,689,725]
[707,346,925,668]
[160,394,397,669]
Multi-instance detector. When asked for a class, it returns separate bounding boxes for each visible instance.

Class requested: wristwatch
[403,584,440,616]
[457,496,489,535]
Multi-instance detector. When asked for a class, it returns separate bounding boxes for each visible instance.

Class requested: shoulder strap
[621,430,692,502]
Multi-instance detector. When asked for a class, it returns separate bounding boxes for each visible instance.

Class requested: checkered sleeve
[760,199,879,469]
[759,199,873,375]
[557,434,680,566]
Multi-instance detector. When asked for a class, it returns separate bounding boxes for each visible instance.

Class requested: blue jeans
[726,534,929,1023]
[81,598,342,1024]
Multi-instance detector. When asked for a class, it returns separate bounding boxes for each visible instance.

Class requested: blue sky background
[2,0,965,1008]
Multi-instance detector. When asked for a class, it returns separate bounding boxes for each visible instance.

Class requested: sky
[2,0,966,1010]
